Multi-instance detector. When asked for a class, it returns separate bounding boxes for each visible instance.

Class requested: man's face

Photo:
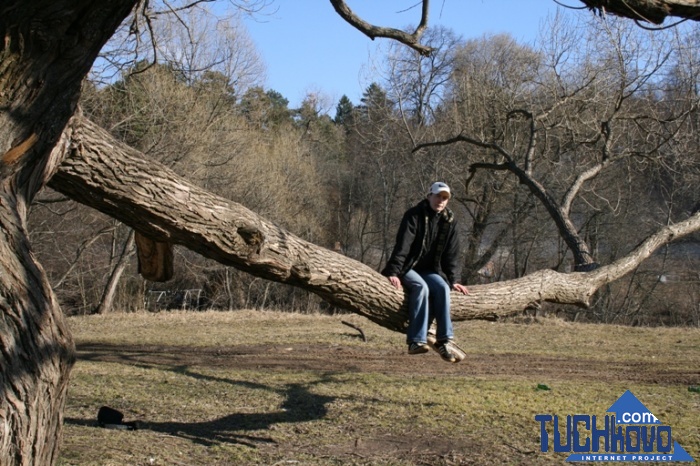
[428,192,450,212]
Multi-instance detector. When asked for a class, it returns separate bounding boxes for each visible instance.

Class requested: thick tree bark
[580,0,700,24]
[0,192,75,466]
[49,115,700,326]
[49,115,410,329]
[0,1,136,464]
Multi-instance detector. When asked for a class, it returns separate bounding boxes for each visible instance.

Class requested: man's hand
[453,283,469,295]
[388,276,402,290]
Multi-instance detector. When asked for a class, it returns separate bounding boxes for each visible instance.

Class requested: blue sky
[238,1,571,109]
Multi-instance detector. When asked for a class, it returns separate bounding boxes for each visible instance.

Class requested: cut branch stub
[134,231,173,282]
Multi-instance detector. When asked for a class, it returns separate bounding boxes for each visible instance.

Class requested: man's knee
[405,280,429,296]
[432,281,450,298]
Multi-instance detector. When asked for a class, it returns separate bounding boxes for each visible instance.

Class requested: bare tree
[383,25,461,128]
[154,7,266,94]
[416,15,694,272]
[93,228,136,314]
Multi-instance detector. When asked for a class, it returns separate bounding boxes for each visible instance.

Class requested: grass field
[59,310,700,465]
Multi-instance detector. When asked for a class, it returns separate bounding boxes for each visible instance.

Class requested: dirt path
[76,342,700,385]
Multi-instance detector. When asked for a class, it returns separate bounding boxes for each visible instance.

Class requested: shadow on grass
[161,382,332,447]
[66,344,336,448]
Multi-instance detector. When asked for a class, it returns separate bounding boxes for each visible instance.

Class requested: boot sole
[427,330,465,362]
[408,345,430,355]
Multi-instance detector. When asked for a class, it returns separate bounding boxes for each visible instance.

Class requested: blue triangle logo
[607,390,661,424]
[671,442,696,462]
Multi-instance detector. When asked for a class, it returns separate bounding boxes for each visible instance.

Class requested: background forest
[28,9,699,326]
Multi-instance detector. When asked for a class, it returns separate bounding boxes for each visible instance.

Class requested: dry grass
[59,310,700,465]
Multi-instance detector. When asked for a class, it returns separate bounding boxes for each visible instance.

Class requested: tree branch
[418,134,598,268]
[329,0,434,56]
[579,0,700,24]
[413,133,514,161]
[48,115,700,328]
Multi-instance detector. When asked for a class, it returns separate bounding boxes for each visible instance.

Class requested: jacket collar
[420,199,454,223]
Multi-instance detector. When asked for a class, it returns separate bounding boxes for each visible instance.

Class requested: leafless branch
[329,0,434,56]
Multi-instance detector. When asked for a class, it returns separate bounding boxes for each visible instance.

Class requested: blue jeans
[401,269,453,344]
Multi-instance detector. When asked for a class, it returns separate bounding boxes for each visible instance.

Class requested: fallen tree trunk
[49,114,700,330]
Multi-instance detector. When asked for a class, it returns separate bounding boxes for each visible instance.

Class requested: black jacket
[381,199,463,287]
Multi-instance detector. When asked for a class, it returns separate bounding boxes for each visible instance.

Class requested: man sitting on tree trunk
[382,182,470,363]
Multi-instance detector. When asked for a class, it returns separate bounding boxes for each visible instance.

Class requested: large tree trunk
[0,188,75,466]
[0,1,136,464]
[49,115,700,328]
